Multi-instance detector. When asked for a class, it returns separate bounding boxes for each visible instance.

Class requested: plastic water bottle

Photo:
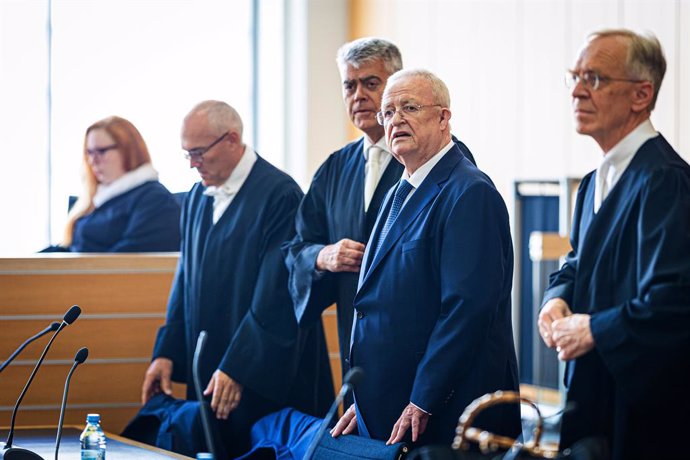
[80,413,106,459]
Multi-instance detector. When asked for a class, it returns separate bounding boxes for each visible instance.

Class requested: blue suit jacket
[350,145,519,445]
[284,136,476,387]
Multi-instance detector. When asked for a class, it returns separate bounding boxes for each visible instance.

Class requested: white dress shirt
[398,139,455,207]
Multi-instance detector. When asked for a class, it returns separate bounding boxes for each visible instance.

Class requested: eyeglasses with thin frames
[87,144,118,157]
[376,103,443,125]
[183,132,229,161]
[565,70,645,91]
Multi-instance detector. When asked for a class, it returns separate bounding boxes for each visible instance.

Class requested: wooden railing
[0,253,182,433]
[0,253,342,433]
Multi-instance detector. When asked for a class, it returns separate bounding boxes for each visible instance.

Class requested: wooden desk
[2,426,193,459]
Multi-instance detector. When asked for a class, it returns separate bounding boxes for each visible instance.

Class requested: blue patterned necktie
[374,179,414,257]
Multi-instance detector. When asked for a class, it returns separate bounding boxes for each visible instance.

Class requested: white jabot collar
[599,119,658,192]
[203,147,257,199]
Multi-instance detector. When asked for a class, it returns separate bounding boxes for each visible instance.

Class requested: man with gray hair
[284,38,475,397]
[141,100,332,457]
[539,29,690,459]
[331,69,519,447]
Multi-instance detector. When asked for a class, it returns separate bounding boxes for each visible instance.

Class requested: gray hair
[185,100,244,140]
[589,29,666,111]
[386,69,451,108]
[336,37,403,75]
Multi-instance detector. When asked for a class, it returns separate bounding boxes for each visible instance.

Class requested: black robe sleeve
[221,186,306,403]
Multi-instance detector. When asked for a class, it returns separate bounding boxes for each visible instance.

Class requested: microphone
[1,305,82,460]
[55,347,88,460]
[304,367,364,460]
[192,331,218,460]
[0,322,60,374]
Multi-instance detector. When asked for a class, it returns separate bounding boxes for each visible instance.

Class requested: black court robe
[542,135,690,460]
[283,136,475,385]
[153,156,332,457]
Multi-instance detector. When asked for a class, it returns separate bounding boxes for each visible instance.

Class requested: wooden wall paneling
[0,255,180,434]
[0,317,164,360]
[322,305,342,392]
[0,273,173,314]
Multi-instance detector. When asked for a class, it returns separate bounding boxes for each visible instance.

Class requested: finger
[331,407,355,437]
[387,419,402,445]
[203,375,215,397]
[331,414,351,437]
[342,247,365,259]
[341,239,366,251]
[225,385,241,415]
[216,382,232,419]
[411,413,420,442]
[208,378,220,412]
[418,414,428,436]
[538,320,555,347]
[388,415,410,445]
[342,414,358,435]
[160,373,173,396]
[141,374,155,404]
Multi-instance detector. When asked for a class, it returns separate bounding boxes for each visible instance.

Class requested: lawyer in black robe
[542,135,690,459]
[540,30,690,460]
[152,156,332,457]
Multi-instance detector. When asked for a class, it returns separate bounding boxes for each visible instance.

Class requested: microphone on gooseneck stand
[304,367,364,460]
[1,305,82,460]
[192,331,218,460]
[0,322,61,374]
[54,347,88,460]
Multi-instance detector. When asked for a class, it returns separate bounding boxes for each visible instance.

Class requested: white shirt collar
[93,163,159,208]
[403,140,455,189]
[599,119,658,189]
[362,136,390,160]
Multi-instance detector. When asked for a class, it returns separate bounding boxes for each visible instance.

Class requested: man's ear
[228,131,241,144]
[439,107,452,131]
[631,81,654,113]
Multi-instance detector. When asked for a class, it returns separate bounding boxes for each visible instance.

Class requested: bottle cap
[196,454,213,459]
[86,413,100,423]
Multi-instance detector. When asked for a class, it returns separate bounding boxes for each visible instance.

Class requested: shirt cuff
[410,401,431,415]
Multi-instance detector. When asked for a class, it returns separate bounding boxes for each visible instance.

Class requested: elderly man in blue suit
[539,29,690,460]
[283,39,476,406]
[331,69,520,447]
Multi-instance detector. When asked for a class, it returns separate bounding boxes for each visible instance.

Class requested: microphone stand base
[0,445,45,460]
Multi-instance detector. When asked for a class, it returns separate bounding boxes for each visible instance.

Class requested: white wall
[303,0,690,206]
[286,0,349,187]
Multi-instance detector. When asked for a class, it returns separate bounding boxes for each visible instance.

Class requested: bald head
[183,100,244,140]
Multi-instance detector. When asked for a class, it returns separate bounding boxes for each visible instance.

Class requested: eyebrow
[342,75,383,85]
[382,97,419,107]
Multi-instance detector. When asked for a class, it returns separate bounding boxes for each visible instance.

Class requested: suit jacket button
[357,311,364,319]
